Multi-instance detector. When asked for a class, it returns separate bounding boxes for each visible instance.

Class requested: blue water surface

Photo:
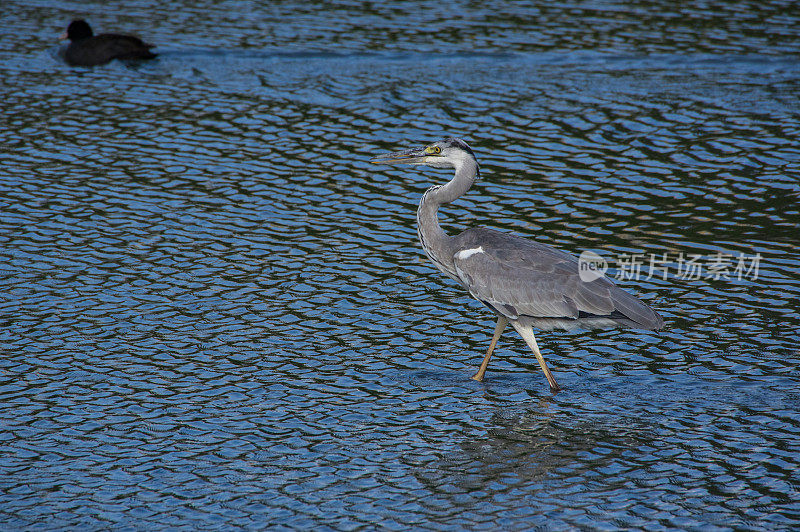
[1,1,799,529]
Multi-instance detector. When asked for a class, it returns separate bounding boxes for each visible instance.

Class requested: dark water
[2,1,799,529]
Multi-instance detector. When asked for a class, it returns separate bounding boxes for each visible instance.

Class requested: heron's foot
[471,373,484,382]
[549,384,561,394]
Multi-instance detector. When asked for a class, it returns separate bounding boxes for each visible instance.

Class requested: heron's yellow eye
[426,146,442,155]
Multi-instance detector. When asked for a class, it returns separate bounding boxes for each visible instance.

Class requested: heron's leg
[511,322,561,393]
[471,316,508,382]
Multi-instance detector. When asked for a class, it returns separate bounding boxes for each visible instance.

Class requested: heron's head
[371,137,478,170]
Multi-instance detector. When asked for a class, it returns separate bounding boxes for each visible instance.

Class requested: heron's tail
[609,288,664,330]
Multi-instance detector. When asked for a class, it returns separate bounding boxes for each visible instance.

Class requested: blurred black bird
[60,19,156,66]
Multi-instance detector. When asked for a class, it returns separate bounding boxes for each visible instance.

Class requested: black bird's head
[64,19,93,41]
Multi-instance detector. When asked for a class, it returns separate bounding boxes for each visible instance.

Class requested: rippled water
[2,1,799,529]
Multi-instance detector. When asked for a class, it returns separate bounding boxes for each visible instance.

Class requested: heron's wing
[451,235,586,319]
[451,228,662,329]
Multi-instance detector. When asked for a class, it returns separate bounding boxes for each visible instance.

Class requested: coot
[61,19,156,66]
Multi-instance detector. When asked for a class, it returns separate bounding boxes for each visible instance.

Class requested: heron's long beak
[370,147,429,165]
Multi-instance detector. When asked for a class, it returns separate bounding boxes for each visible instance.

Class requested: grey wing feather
[451,228,663,330]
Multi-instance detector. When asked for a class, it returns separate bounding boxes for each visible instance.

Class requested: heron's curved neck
[417,157,479,275]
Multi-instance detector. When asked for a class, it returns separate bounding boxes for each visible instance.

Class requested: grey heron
[371,137,663,393]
